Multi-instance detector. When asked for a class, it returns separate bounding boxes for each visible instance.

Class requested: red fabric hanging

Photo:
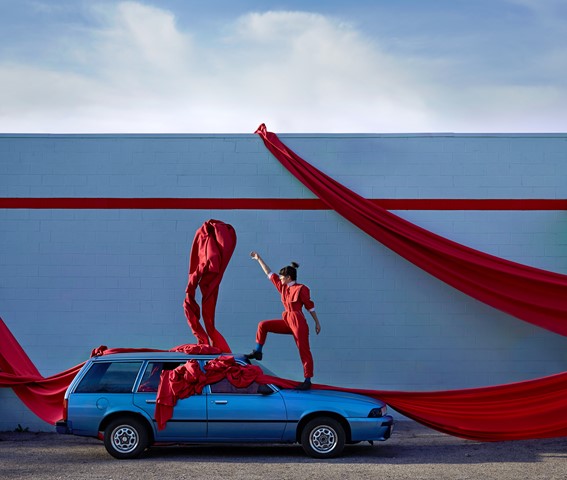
[255,124,567,336]
[184,219,236,352]
[0,317,86,425]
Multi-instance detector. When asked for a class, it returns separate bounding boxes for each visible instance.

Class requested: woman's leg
[255,319,292,345]
[246,319,292,360]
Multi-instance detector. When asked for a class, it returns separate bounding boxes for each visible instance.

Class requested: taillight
[62,398,68,421]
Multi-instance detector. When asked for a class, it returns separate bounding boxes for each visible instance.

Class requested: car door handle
[146,400,157,404]
[213,400,228,405]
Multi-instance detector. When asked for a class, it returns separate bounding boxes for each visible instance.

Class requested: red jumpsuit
[255,273,316,378]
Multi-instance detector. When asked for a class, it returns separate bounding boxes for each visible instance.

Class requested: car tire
[301,417,346,458]
[104,417,150,459]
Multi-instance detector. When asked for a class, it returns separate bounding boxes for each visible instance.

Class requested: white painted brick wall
[1,133,566,430]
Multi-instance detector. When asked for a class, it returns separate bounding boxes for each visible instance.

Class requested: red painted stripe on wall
[1,198,566,210]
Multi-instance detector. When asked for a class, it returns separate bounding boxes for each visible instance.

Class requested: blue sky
[0,0,566,133]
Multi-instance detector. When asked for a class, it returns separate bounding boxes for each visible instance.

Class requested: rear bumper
[55,420,71,434]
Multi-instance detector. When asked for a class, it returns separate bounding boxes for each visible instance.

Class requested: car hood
[279,387,385,407]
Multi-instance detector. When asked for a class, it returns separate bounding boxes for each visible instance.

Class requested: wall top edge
[0,132,566,139]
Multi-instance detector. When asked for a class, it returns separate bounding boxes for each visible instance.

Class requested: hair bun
[290,261,300,269]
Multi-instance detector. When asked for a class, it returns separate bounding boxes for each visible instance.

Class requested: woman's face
[279,274,293,285]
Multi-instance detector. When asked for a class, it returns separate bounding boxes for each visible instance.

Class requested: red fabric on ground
[255,124,567,336]
[184,219,236,352]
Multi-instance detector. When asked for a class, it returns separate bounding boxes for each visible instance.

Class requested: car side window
[137,361,185,393]
[209,378,263,394]
[75,362,143,394]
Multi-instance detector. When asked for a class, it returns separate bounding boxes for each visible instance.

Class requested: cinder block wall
[1,133,567,431]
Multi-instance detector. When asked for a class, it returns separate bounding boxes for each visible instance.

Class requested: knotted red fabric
[155,359,207,430]
[154,356,264,429]
[255,124,567,336]
[184,219,236,352]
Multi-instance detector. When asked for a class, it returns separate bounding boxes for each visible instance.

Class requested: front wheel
[301,417,346,458]
[104,417,150,459]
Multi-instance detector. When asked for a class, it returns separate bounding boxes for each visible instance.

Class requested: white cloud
[0,2,566,133]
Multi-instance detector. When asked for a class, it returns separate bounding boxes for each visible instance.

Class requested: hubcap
[310,425,338,453]
[111,425,139,453]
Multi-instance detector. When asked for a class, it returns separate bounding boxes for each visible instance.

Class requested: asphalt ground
[0,421,565,480]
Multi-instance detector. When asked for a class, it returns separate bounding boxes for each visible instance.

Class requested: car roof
[89,352,246,362]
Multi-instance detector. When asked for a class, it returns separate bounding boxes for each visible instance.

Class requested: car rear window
[74,361,143,393]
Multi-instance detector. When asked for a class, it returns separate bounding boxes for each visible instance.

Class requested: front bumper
[349,415,394,442]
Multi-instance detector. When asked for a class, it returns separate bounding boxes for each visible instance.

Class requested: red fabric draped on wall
[255,124,567,336]
[184,219,236,352]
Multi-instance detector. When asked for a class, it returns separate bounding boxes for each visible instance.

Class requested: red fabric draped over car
[184,219,236,352]
[155,356,264,429]
[2,318,567,440]
[255,124,567,336]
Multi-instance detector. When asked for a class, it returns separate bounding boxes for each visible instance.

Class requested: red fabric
[204,355,264,386]
[169,344,222,355]
[261,372,567,441]
[155,360,207,430]
[155,356,264,429]
[2,315,567,440]
[184,219,236,352]
[0,317,85,424]
[2,197,567,211]
[255,124,567,336]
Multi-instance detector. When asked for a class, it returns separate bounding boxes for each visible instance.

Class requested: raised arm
[250,251,272,276]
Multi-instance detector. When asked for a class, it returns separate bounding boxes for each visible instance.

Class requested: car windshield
[249,360,279,378]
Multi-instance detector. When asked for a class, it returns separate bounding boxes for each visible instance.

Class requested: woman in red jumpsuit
[246,251,321,390]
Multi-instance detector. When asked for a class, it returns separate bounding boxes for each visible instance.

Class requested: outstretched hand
[250,251,259,260]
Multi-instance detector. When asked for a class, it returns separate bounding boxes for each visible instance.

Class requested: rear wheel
[104,417,150,459]
[301,417,346,458]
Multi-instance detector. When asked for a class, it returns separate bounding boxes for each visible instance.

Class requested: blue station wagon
[56,352,393,459]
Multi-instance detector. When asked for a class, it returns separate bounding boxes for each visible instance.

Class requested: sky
[0,0,566,133]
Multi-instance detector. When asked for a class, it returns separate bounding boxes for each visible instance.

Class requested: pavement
[0,421,565,480]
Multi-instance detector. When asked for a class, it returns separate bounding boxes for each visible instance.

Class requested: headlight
[368,406,387,418]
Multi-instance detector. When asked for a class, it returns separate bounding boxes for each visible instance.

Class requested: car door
[206,378,288,441]
[69,360,144,436]
[133,361,207,441]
